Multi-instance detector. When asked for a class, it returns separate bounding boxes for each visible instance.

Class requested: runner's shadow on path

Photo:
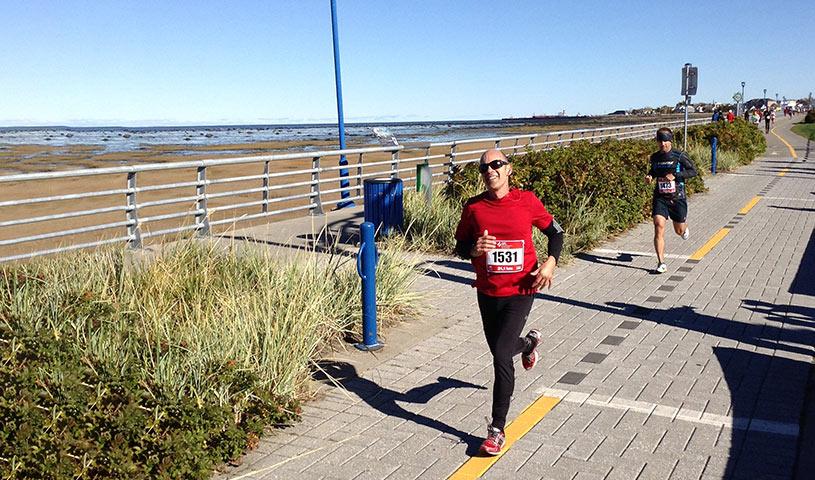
[575,252,654,272]
[312,361,487,456]
[768,205,815,213]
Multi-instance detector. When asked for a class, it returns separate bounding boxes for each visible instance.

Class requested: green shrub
[0,240,420,479]
[457,139,704,232]
[805,110,815,124]
[400,139,703,260]
[680,118,766,165]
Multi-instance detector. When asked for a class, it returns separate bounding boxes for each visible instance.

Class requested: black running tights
[477,292,535,430]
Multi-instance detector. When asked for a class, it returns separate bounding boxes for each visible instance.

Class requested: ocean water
[0,119,544,153]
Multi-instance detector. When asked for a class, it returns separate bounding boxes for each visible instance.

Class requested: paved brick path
[217,116,814,480]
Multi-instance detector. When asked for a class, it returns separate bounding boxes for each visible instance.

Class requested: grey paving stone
[600,335,626,346]
[617,320,641,330]
[559,371,588,385]
[581,352,608,364]
[604,461,647,480]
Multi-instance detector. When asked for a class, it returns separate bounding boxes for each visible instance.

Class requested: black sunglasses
[478,159,509,173]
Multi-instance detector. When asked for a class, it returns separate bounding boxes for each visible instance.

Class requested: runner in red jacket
[454,148,564,456]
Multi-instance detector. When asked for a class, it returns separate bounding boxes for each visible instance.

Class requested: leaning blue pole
[330,0,353,208]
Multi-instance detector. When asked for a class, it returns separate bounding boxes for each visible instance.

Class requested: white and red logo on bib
[486,240,524,273]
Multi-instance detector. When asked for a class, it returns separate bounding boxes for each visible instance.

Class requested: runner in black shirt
[645,127,697,273]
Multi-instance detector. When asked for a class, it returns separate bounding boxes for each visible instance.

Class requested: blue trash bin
[363,178,403,235]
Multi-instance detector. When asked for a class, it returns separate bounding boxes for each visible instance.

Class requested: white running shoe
[681,227,690,240]
[656,263,667,274]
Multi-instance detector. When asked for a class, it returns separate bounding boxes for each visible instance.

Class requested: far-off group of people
[455,127,695,455]
[713,105,787,134]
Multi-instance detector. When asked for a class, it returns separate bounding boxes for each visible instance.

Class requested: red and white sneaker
[480,424,506,456]
[521,329,542,371]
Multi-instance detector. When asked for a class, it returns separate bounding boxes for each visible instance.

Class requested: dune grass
[1,238,421,478]
[686,142,742,173]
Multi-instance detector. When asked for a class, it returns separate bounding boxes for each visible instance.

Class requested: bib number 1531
[486,240,524,273]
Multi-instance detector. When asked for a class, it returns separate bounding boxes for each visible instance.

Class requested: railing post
[513,138,519,156]
[125,172,142,249]
[195,166,210,236]
[390,149,399,178]
[356,153,363,198]
[447,144,457,183]
[310,156,324,215]
[262,160,270,214]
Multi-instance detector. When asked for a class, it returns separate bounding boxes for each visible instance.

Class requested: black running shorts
[652,196,687,223]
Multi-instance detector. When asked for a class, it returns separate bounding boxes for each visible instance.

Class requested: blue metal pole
[355,222,382,351]
[711,136,718,175]
[330,0,353,208]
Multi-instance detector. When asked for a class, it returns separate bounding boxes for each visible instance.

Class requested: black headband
[656,131,673,142]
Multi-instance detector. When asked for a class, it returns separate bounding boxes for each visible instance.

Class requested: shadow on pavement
[594,299,814,479]
[312,360,486,456]
[713,347,804,478]
[768,205,815,213]
[575,252,653,272]
[790,227,815,297]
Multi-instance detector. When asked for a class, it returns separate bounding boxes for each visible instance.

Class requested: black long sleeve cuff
[543,220,564,264]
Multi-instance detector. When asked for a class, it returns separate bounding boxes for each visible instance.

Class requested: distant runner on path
[645,127,697,273]
[454,148,564,456]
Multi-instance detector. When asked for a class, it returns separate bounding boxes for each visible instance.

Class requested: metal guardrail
[0,118,708,263]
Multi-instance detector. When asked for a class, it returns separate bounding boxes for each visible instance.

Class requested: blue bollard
[711,136,718,175]
[355,222,383,351]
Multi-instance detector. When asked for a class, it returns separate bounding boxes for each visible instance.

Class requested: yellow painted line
[777,168,788,177]
[739,196,761,215]
[689,228,730,261]
[771,128,798,159]
[448,396,560,480]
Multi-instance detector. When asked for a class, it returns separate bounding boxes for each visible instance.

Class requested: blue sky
[1,0,812,126]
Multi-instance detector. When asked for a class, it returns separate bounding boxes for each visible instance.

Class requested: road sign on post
[681,63,698,151]
[681,64,698,96]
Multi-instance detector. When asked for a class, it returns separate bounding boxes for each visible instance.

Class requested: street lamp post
[763,88,767,110]
[740,81,745,116]
[330,0,353,208]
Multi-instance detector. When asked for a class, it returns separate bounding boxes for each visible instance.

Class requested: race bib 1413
[658,179,676,194]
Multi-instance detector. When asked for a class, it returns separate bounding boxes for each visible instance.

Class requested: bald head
[478,148,512,199]
[480,149,508,163]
